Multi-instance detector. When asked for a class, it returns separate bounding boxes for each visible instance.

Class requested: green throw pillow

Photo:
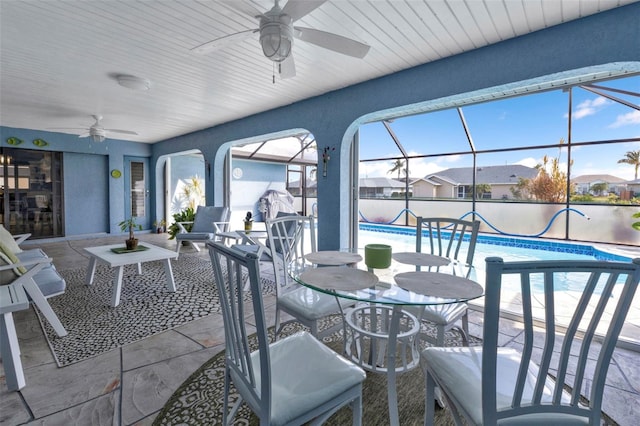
[0,224,23,254]
[0,240,27,275]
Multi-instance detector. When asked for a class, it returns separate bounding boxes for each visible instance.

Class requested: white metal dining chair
[207,241,366,426]
[266,214,355,339]
[421,256,640,426]
[412,216,480,346]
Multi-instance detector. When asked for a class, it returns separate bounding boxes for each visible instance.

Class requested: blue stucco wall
[63,152,109,235]
[0,127,151,235]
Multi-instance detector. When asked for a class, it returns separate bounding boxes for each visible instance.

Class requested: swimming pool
[359,223,631,262]
[359,223,632,293]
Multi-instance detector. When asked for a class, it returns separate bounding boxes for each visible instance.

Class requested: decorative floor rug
[153,322,477,425]
[36,254,274,367]
[153,321,618,425]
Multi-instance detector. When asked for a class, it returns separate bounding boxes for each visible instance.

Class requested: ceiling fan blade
[282,0,327,22]
[279,55,296,79]
[78,133,90,138]
[191,29,257,54]
[106,129,138,135]
[294,27,370,58]
[48,127,87,131]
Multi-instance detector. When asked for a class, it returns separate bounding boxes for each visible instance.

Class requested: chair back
[207,241,272,420]
[416,217,480,266]
[192,206,230,233]
[266,214,316,293]
[481,256,640,424]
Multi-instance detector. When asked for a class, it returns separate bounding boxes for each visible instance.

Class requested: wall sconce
[322,146,335,177]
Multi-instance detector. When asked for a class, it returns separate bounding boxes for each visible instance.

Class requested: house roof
[571,174,627,184]
[360,177,408,189]
[407,177,442,187]
[427,165,538,185]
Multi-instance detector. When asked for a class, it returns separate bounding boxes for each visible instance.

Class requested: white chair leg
[1,312,26,390]
[424,370,436,426]
[21,278,67,337]
[435,325,445,347]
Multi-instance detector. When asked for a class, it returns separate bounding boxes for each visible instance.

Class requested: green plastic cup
[364,244,392,269]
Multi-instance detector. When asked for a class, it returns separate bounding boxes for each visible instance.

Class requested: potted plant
[168,207,196,240]
[244,211,253,234]
[119,217,142,250]
[153,219,167,233]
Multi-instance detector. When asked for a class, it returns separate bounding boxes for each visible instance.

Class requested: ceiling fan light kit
[191,0,370,80]
[260,14,293,62]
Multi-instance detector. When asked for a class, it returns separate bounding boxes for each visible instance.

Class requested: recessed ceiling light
[117,74,151,91]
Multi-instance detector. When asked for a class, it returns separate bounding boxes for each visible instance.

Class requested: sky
[358,74,640,181]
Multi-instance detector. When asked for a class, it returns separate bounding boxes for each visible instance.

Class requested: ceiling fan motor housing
[259,13,293,62]
[89,126,106,142]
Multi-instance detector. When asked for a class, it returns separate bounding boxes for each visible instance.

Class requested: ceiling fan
[50,115,138,142]
[191,0,370,79]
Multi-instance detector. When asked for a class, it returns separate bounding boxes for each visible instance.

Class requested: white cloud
[570,96,609,120]
[609,110,640,128]
[437,154,462,163]
[515,157,539,168]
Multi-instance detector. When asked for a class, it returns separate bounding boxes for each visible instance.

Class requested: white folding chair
[421,256,640,426]
[207,241,366,426]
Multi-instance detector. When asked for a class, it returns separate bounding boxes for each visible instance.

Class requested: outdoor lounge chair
[207,241,366,425]
[175,206,230,257]
[421,256,640,426]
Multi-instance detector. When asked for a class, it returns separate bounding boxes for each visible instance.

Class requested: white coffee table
[84,243,178,307]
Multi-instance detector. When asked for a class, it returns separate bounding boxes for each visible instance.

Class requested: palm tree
[388,159,406,179]
[618,150,640,180]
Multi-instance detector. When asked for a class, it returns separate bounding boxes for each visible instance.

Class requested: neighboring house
[624,179,640,198]
[571,174,627,196]
[406,176,442,198]
[360,177,409,198]
[417,165,538,200]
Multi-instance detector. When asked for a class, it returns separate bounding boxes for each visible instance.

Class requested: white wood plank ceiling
[0,0,635,144]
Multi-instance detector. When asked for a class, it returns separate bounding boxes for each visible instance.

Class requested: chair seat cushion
[15,249,49,263]
[249,331,365,425]
[176,232,213,241]
[421,347,580,425]
[30,267,66,298]
[278,287,353,320]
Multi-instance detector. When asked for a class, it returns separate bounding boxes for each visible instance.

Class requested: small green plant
[168,207,195,239]
[119,217,142,241]
[633,212,640,231]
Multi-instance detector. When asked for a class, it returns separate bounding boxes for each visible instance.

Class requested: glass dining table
[289,249,484,426]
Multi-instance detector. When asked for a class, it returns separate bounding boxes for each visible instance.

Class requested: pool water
[359,224,630,294]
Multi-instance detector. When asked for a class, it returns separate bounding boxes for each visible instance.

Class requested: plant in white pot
[119,217,142,250]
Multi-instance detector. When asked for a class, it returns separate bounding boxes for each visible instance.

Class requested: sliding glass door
[0,148,63,238]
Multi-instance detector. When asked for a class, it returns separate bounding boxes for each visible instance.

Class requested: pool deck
[1,232,639,425]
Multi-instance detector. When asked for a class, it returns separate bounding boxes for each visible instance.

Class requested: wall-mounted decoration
[6,137,23,146]
[232,167,243,179]
[32,138,49,147]
[111,169,122,178]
